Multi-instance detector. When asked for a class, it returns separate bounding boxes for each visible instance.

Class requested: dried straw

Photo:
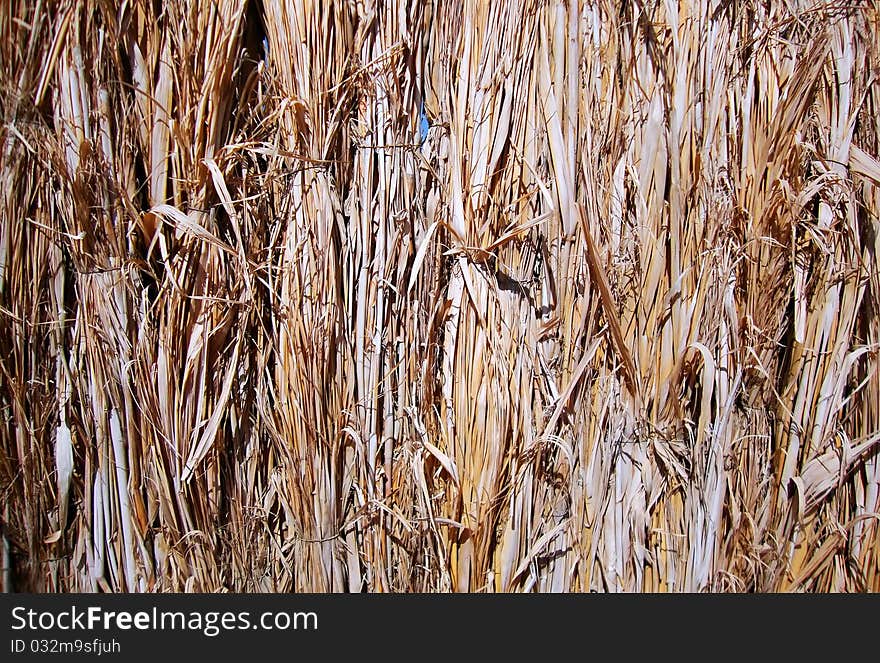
[1,0,879,592]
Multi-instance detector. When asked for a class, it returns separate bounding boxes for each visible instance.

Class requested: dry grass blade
[0,0,878,593]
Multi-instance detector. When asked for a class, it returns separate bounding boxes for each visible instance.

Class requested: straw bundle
[1,0,879,592]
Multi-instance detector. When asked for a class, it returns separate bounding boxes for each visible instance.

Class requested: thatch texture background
[2,0,879,592]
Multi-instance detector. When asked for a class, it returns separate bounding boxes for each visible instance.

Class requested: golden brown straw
[1,0,879,592]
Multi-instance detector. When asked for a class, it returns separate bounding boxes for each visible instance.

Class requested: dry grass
[1,0,879,592]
